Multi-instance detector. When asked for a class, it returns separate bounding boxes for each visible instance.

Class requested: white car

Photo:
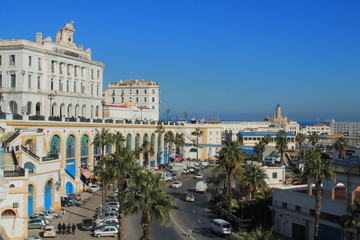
[172,181,183,189]
[89,184,100,193]
[93,226,118,238]
[95,216,119,226]
[185,194,195,202]
[195,173,203,179]
[42,225,56,237]
[107,201,120,208]
[42,210,59,219]
[210,219,232,235]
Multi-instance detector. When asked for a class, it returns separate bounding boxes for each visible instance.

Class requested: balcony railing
[105,119,113,123]
[80,117,90,122]
[49,116,62,121]
[12,114,23,120]
[0,112,6,119]
[93,119,102,123]
[4,167,25,177]
[29,115,45,121]
[42,152,59,161]
[65,117,77,122]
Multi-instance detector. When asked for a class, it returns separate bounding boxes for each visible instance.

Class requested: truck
[195,181,208,193]
[171,164,187,172]
[156,171,173,182]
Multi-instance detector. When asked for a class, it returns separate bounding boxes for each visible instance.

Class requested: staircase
[0,131,20,145]
[177,126,196,144]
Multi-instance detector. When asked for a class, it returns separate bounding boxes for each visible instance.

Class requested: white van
[210,219,232,235]
[195,181,208,193]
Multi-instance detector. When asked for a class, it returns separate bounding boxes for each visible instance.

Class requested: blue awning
[242,149,255,154]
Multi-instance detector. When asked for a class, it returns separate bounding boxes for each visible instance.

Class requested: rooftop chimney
[36,33,42,43]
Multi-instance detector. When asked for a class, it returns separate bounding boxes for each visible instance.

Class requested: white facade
[300,125,331,136]
[330,121,360,136]
[103,79,160,121]
[0,22,104,119]
[262,165,285,188]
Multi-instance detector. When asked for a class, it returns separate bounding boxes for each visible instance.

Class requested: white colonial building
[0,22,104,119]
[103,79,160,121]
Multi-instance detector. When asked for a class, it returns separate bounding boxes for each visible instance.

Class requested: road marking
[169,193,196,240]
[192,209,195,214]
[197,218,201,224]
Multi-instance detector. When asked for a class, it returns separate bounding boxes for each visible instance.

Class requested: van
[210,219,232,235]
[195,181,208,193]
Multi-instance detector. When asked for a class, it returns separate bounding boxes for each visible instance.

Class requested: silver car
[28,218,47,229]
[93,226,118,238]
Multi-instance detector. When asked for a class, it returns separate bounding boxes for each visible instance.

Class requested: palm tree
[155,123,165,164]
[164,131,175,160]
[213,141,244,211]
[275,130,288,165]
[96,159,117,208]
[137,140,155,168]
[253,141,266,162]
[296,133,306,161]
[110,145,137,240]
[240,226,273,240]
[92,128,114,206]
[303,149,335,240]
[262,135,272,145]
[308,132,320,147]
[206,172,225,194]
[114,131,125,153]
[291,171,307,185]
[333,137,349,159]
[131,170,174,240]
[174,133,185,159]
[241,164,268,199]
[191,127,204,161]
[341,201,360,240]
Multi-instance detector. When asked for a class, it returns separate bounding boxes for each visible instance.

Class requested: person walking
[57,222,62,235]
[62,223,66,235]
[67,223,71,235]
[72,223,76,235]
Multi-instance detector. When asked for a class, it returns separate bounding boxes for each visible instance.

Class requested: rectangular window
[97,70,99,79]
[67,65,70,76]
[59,79,63,92]
[74,66,78,77]
[10,55,15,65]
[67,81,69,92]
[37,76,41,89]
[97,85,99,95]
[152,89,155,94]
[50,78,54,90]
[144,97,147,102]
[136,97,139,102]
[295,206,301,212]
[28,56,32,66]
[0,55,2,65]
[91,69,94,79]
[74,82,77,92]
[91,84,93,95]
[272,172,278,179]
[112,97,115,102]
[38,58,42,70]
[81,83,84,93]
[282,202,287,209]
[136,90,139,94]
[51,61,55,73]
[10,74,16,88]
[0,73,2,87]
[152,97,155,102]
[28,75,32,88]
[144,89,147,94]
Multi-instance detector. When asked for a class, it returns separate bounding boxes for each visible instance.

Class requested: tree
[213,141,244,211]
[291,171,307,185]
[155,123,165,163]
[131,170,174,240]
[333,137,349,159]
[262,135,272,145]
[296,133,306,162]
[164,131,175,160]
[206,172,225,194]
[137,140,155,168]
[240,226,273,240]
[303,149,335,240]
[241,164,268,199]
[308,132,320,147]
[191,127,204,161]
[114,131,125,153]
[183,112,188,122]
[174,133,185,159]
[275,130,288,165]
[92,128,114,207]
[341,201,360,240]
[253,141,266,162]
[96,160,117,208]
[110,145,137,240]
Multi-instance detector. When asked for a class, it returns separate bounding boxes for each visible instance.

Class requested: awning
[242,149,255,154]
[82,170,93,179]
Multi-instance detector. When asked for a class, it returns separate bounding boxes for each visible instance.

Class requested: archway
[67,104,73,117]
[126,134,132,150]
[135,134,140,150]
[332,183,348,202]
[24,162,35,174]
[60,103,65,117]
[35,102,41,115]
[9,101,18,114]
[66,182,74,195]
[28,185,34,215]
[82,104,86,117]
[144,134,148,143]
[44,180,53,210]
[27,101,32,115]
[81,135,89,169]
[66,135,76,176]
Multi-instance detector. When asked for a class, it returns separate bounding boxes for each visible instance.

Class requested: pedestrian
[58,222,62,235]
[72,223,76,235]
[62,223,66,235]
[62,208,66,217]
[67,223,71,235]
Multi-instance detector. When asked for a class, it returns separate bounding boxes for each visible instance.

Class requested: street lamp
[48,93,55,117]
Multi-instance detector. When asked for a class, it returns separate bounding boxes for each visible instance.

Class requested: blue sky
[1,0,359,121]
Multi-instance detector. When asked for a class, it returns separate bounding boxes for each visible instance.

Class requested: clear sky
[1,0,359,122]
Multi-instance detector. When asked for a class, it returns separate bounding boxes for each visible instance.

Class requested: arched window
[9,101,18,114]
[93,135,101,155]
[27,101,32,115]
[24,162,35,174]
[82,104,86,117]
[158,134,161,147]
[67,104,73,117]
[135,134,140,149]
[81,135,89,156]
[66,135,75,158]
[50,135,60,156]
[151,134,155,146]
[44,180,53,210]
[126,134,131,150]
[144,134,148,143]
[35,102,41,116]
[106,144,112,153]
[2,209,16,217]
[60,103,65,117]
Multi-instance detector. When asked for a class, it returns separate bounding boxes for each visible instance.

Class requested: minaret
[275,104,281,118]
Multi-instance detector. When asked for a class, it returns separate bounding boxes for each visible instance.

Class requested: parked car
[93,226,118,238]
[42,210,59,219]
[95,216,119,226]
[29,215,51,225]
[88,184,100,193]
[210,219,232,235]
[61,196,72,207]
[68,192,82,201]
[172,181,183,189]
[28,218,47,229]
[195,173,203,179]
[31,212,52,221]
[106,201,120,208]
[93,221,120,231]
[185,194,195,202]
[42,225,56,238]
[81,218,94,231]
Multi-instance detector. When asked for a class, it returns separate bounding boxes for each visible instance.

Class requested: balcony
[79,117,90,122]
[104,119,113,123]
[29,115,45,121]
[0,112,6,119]
[65,117,77,122]
[42,152,59,161]
[93,119,102,123]
[12,114,23,120]
[4,168,25,177]
[49,116,62,121]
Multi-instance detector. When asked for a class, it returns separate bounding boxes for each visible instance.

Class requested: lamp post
[48,93,55,117]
